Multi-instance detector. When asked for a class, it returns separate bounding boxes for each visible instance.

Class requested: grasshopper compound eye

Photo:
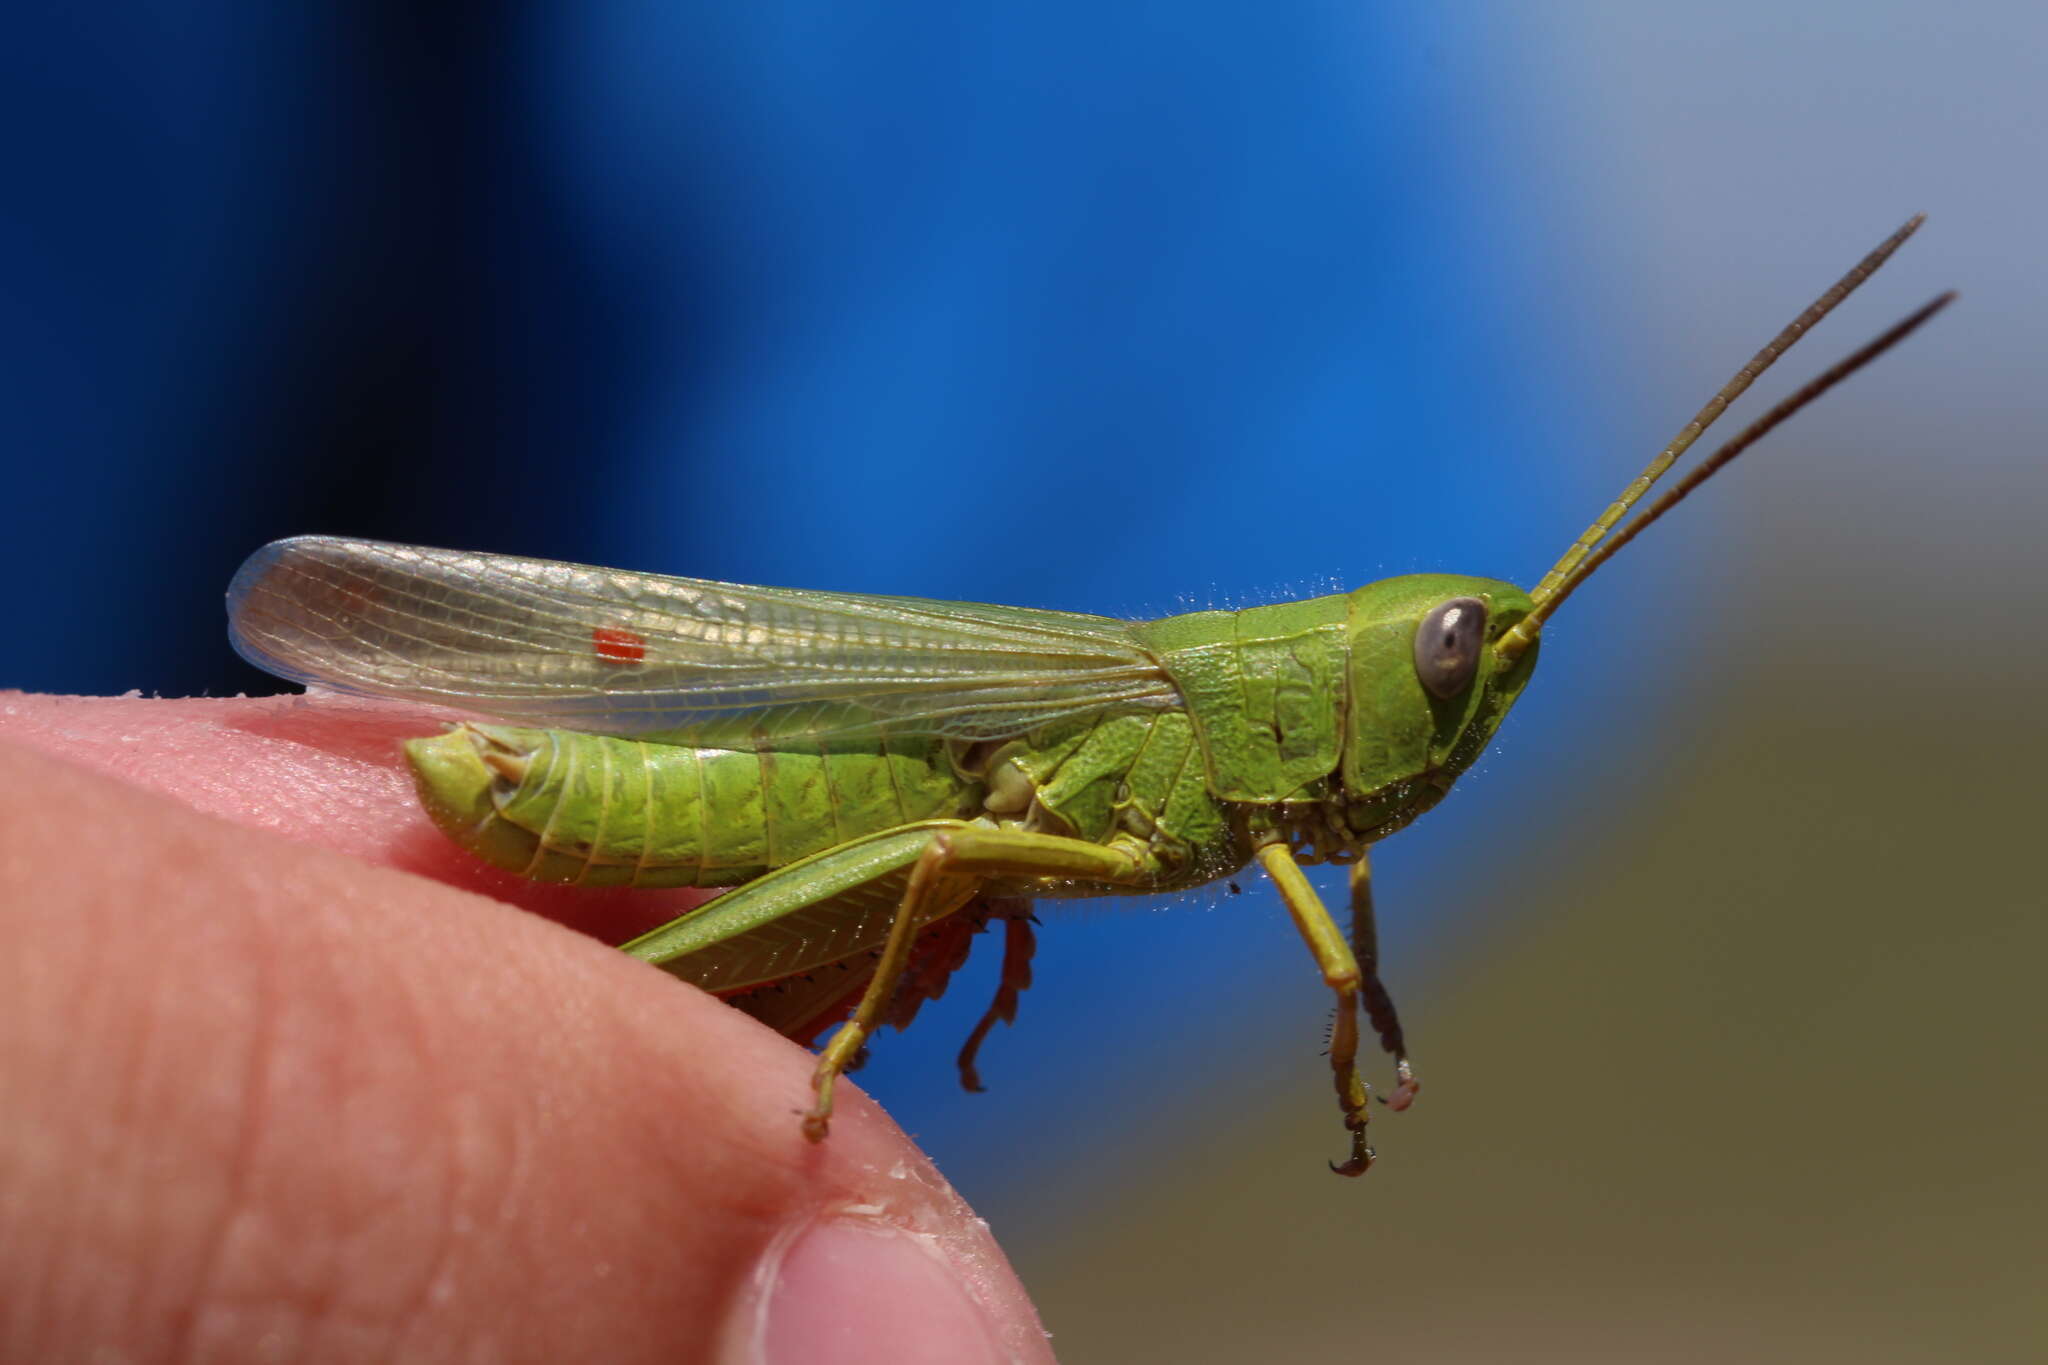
[1414,597,1487,699]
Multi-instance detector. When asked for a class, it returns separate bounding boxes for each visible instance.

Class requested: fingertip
[752,1217,1054,1365]
[0,737,1051,1361]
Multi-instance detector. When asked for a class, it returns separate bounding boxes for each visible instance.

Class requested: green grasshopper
[228,218,1946,1175]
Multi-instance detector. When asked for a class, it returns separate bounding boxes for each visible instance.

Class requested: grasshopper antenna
[1507,288,1953,649]
[1527,215,1926,606]
[1498,218,1948,659]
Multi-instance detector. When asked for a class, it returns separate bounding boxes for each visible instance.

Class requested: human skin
[0,692,1054,1364]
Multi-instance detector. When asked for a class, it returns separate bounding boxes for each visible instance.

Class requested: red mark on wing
[591,627,647,665]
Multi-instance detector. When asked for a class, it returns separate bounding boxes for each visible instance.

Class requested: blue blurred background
[2,0,1605,1161]
[7,4,2044,1360]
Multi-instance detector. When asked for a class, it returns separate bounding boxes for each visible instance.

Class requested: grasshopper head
[1336,574,1539,836]
[1332,221,1945,844]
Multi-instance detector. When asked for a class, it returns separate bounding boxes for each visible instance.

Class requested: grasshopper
[228,218,1946,1175]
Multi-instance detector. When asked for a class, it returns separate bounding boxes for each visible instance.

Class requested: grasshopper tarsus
[1330,1096,1380,1177]
[1328,1147,1376,1179]
[1375,1058,1420,1111]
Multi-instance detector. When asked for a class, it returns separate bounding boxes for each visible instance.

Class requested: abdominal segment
[403,723,982,887]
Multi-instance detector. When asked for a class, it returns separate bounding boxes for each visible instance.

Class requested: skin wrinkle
[170,871,280,1364]
[187,868,438,1359]
[134,829,270,1352]
[393,1105,498,1361]
[24,801,306,1356]
[437,937,655,1356]
[353,894,470,1363]
[14,834,131,1351]
[14,760,389,1352]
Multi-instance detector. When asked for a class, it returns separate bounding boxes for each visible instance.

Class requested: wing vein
[227,536,1183,742]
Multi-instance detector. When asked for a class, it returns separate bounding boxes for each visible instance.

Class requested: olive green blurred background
[967,10,2046,1362]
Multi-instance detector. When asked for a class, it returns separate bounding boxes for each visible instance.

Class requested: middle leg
[803,827,1148,1141]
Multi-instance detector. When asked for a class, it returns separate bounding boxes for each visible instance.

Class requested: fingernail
[759,1218,1025,1365]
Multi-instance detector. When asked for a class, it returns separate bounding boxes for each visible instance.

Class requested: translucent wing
[227,537,1181,740]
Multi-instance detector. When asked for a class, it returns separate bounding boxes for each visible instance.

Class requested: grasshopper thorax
[1133,573,1539,861]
